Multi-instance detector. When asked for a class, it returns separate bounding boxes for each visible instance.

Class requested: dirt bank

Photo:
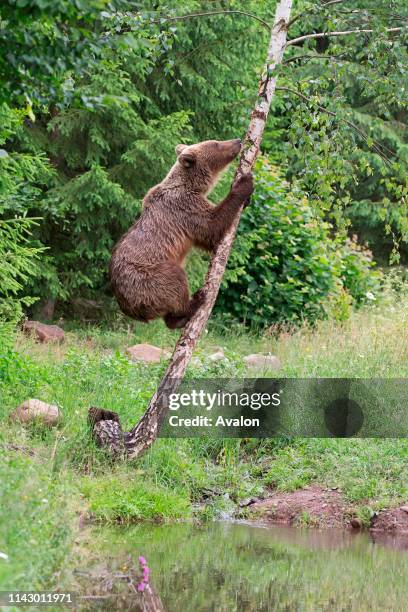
[245,486,408,533]
[371,505,408,534]
[246,486,350,528]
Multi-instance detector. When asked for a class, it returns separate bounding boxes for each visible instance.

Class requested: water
[77,522,408,611]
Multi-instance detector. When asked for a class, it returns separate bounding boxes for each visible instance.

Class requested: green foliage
[0,0,406,323]
[216,160,380,326]
[10,0,267,304]
[265,0,408,263]
[0,219,41,320]
[0,334,45,394]
[336,237,381,304]
[38,165,139,299]
[7,15,200,301]
[0,0,113,107]
[139,0,269,140]
[0,105,47,320]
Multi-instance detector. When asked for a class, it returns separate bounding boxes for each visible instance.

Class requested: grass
[0,290,407,590]
[81,474,191,522]
[262,438,408,509]
[0,449,72,590]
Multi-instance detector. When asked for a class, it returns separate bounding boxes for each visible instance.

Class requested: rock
[208,351,225,362]
[212,346,225,353]
[200,487,221,500]
[10,399,60,426]
[401,505,408,514]
[22,320,64,344]
[243,354,281,371]
[350,518,363,529]
[239,497,258,508]
[125,343,170,363]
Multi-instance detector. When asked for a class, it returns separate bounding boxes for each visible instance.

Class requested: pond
[75,522,408,611]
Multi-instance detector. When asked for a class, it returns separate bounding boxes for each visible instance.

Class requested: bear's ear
[175,144,187,156]
[178,152,195,168]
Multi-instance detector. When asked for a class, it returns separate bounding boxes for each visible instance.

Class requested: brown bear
[109,138,254,329]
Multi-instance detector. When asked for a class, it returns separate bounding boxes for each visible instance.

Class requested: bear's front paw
[192,288,206,307]
[231,173,254,202]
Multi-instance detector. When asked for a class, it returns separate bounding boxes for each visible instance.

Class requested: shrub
[216,159,380,326]
[336,235,381,304]
[0,218,42,321]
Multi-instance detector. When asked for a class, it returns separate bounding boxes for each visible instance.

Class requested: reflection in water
[77,522,408,611]
[369,530,408,552]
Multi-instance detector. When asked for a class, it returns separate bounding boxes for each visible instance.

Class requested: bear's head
[175,139,241,193]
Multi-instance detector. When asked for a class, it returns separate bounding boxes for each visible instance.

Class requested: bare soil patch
[247,487,408,534]
[371,505,408,534]
[247,486,351,528]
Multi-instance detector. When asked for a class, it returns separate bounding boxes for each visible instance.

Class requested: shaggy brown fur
[109,138,254,328]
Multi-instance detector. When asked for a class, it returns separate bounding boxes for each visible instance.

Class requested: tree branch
[115,10,271,34]
[287,26,403,47]
[322,0,348,5]
[283,51,347,64]
[287,1,349,30]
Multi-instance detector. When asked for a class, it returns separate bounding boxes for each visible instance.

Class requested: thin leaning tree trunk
[93,0,293,459]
